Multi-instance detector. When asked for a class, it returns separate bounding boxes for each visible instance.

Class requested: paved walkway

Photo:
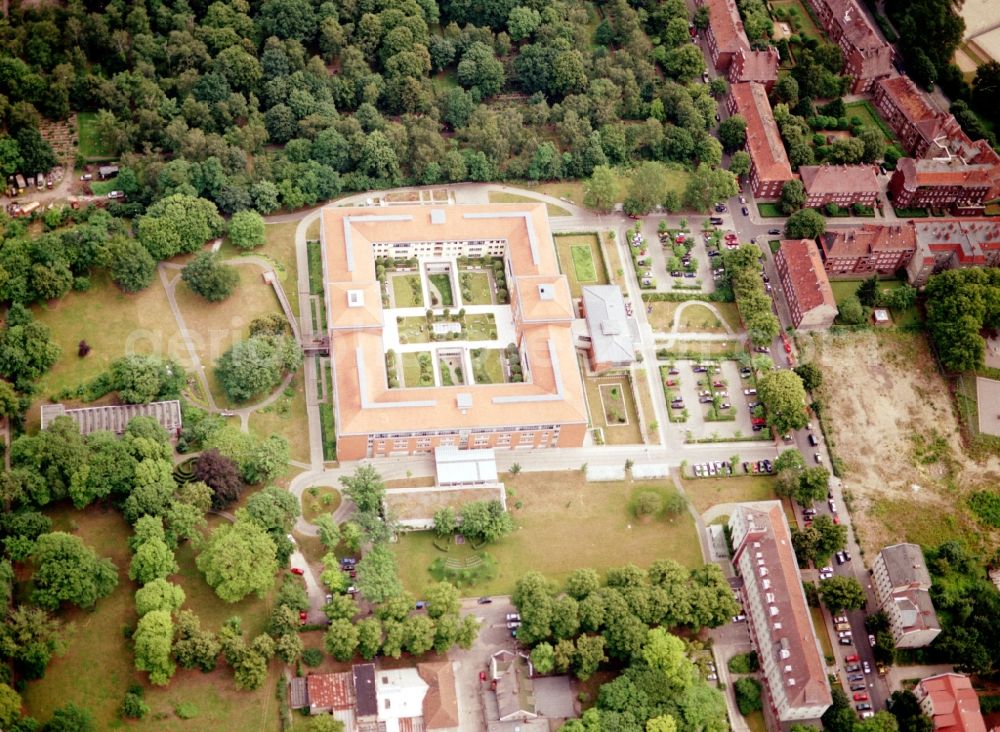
[670,301,737,336]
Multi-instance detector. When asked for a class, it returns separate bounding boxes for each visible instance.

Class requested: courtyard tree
[228,210,266,250]
[757,370,809,435]
[425,582,460,618]
[324,618,360,661]
[780,179,806,214]
[459,500,514,543]
[356,544,403,604]
[718,115,747,152]
[728,150,751,178]
[819,576,866,611]
[215,333,302,402]
[181,251,240,302]
[784,208,826,240]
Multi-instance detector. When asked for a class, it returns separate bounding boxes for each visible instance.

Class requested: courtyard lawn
[396,316,431,344]
[301,487,343,524]
[571,245,598,283]
[391,273,424,308]
[471,348,504,384]
[756,202,785,218]
[248,369,310,464]
[844,100,897,143]
[76,111,116,160]
[829,279,921,326]
[554,233,608,297]
[428,273,454,307]
[25,507,279,731]
[771,0,825,43]
[464,313,497,341]
[676,303,733,333]
[487,190,571,217]
[458,270,493,305]
[584,375,642,445]
[28,272,181,429]
[402,351,432,387]
[682,475,778,514]
[392,471,704,596]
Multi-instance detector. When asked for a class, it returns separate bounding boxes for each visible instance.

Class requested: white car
[820,569,834,580]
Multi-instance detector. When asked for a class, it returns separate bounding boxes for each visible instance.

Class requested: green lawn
[428,273,453,307]
[829,279,921,326]
[893,206,929,218]
[439,358,455,385]
[844,100,897,143]
[487,190,571,217]
[458,270,493,305]
[89,178,118,196]
[391,273,424,308]
[471,348,504,384]
[676,303,731,333]
[248,369,311,464]
[392,471,704,596]
[554,233,608,297]
[306,241,324,296]
[810,606,834,660]
[396,316,431,344]
[301,487,342,523]
[682,475,778,513]
[464,313,496,341]
[76,111,116,160]
[756,202,785,218]
[571,245,598,283]
[24,506,279,731]
[771,0,825,43]
[584,376,642,444]
[402,351,432,387]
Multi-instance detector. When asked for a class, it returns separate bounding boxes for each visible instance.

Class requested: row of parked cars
[693,461,735,477]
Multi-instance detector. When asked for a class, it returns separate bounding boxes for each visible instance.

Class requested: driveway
[451,595,519,732]
[289,541,328,623]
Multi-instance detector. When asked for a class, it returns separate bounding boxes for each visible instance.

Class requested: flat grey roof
[582,285,635,366]
[435,446,499,484]
[880,543,932,588]
[40,400,182,435]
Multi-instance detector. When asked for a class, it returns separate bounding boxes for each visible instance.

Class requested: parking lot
[640,219,719,294]
[662,359,762,440]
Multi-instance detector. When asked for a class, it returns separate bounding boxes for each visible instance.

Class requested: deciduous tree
[196,513,278,603]
[134,610,176,686]
[181,251,239,302]
[31,532,118,610]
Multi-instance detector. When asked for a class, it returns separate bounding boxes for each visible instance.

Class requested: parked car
[506,613,521,621]
[755,346,770,353]
[854,693,869,702]
[828,498,837,512]
[741,205,749,216]
[719,403,731,409]
[768,228,781,235]
[839,638,853,645]
[836,551,848,564]
[868,634,876,648]
[506,621,521,629]
[107,190,124,199]
[744,388,757,395]
[809,433,819,446]
[346,586,358,594]
[857,703,872,711]
[850,684,867,692]
[862,661,871,674]
[815,452,824,464]
[290,567,304,576]
[834,615,849,624]
[846,664,861,673]
[860,711,874,719]
[671,402,685,410]
[845,654,859,663]
[732,614,746,622]
[848,673,864,682]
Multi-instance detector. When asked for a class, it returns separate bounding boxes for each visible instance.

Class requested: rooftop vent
[348,289,365,308]
[769,605,779,616]
[759,567,768,577]
[774,622,783,630]
[456,393,472,414]
[784,664,793,672]
[788,678,796,686]
[430,209,445,225]
[538,283,555,301]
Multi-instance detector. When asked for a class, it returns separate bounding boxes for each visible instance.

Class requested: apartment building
[915,674,989,732]
[806,0,892,93]
[819,223,916,275]
[728,47,780,92]
[730,503,832,722]
[906,218,1000,286]
[696,0,750,70]
[889,157,993,212]
[727,82,793,198]
[872,544,942,649]
[798,164,881,209]
[775,239,838,329]
[321,203,588,460]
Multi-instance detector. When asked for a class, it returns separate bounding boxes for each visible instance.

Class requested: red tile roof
[917,674,988,732]
[896,157,993,189]
[734,47,780,84]
[799,164,880,195]
[307,672,355,712]
[778,239,837,314]
[822,223,916,258]
[705,0,751,56]
[418,662,459,730]
[730,82,793,184]
[878,76,939,128]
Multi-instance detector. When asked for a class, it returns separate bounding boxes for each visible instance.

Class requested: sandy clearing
[798,330,1000,555]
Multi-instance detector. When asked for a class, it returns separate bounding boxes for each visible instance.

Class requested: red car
[853,693,869,702]
[846,655,860,663]
[299,611,308,624]
[833,515,841,525]
[290,567,304,576]
[479,671,487,682]
[665,380,677,387]
[784,342,792,353]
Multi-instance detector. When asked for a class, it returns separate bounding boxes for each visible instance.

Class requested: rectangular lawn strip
[392,471,704,596]
[401,351,432,387]
[554,233,608,297]
[571,244,598,283]
[248,369,310,464]
[391,273,424,308]
[88,179,117,196]
[306,241,324,296]
[602,233,626,286]
[583,374,642,444]
[756,202,785,218]
[26,507,279,731]
[471,348,504,384]
[464,313,496,341]
[810,606,835,660]
[682,475,778,514]
[843,100,897,143]
[396,316,431,344]
[439,358,455,385]
[634,369,660,444]
[458,270,493,305]
[657,341,743,359]
[487,190,571,217]
[428,272,454,307]
[76,111,116,160]
[319,358,337,461]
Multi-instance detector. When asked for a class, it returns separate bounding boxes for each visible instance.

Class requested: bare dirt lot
[799,330,1000,556]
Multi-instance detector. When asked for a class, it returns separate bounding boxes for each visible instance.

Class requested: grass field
[28,272,181,429]
[172,265,284,408]
[634,369,660,444]
[396,316,431,344]
[76,111,116,160]
[248,370,310,464]
[89,178,118,196]
[24,506,279,731]
[554,233,608,297]
[471,348,504,384]
[844,101,897,143]
[458,270,493,305]
[658,341,742,358]
[428,273,453,307]
[220,220,301,325]
[756,202,785,218]
[682,475,778,513]
[675,303,736,333]
[584,375,642,444]
[301,486,342,523]
[391,273,424,308]
[392,471,703,596]
[402,351,432,387]
[487,190,571,217]
[571,245,598,283]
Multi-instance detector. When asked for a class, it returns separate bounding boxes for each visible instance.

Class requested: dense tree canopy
[196,511,278,603]
[924,268,1000,372]
[31,532,118,610]
[215,333,302,402]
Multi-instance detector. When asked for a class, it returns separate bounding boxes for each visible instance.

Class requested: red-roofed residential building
[873,77,960,157]
[889,157,994,211]
[730,503,833,721]
[906,218,1000,286]
[728,47,780,92]
[306,672,355,716]
[806,0,892,92]
[696,0,750,70]
[799,164,881,209]
[775,239,838,329]
[727,82,793,198]
[915,674,988,732]
[819,223,916,275]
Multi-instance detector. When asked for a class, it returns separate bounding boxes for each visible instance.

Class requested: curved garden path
[669,300,737,336]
